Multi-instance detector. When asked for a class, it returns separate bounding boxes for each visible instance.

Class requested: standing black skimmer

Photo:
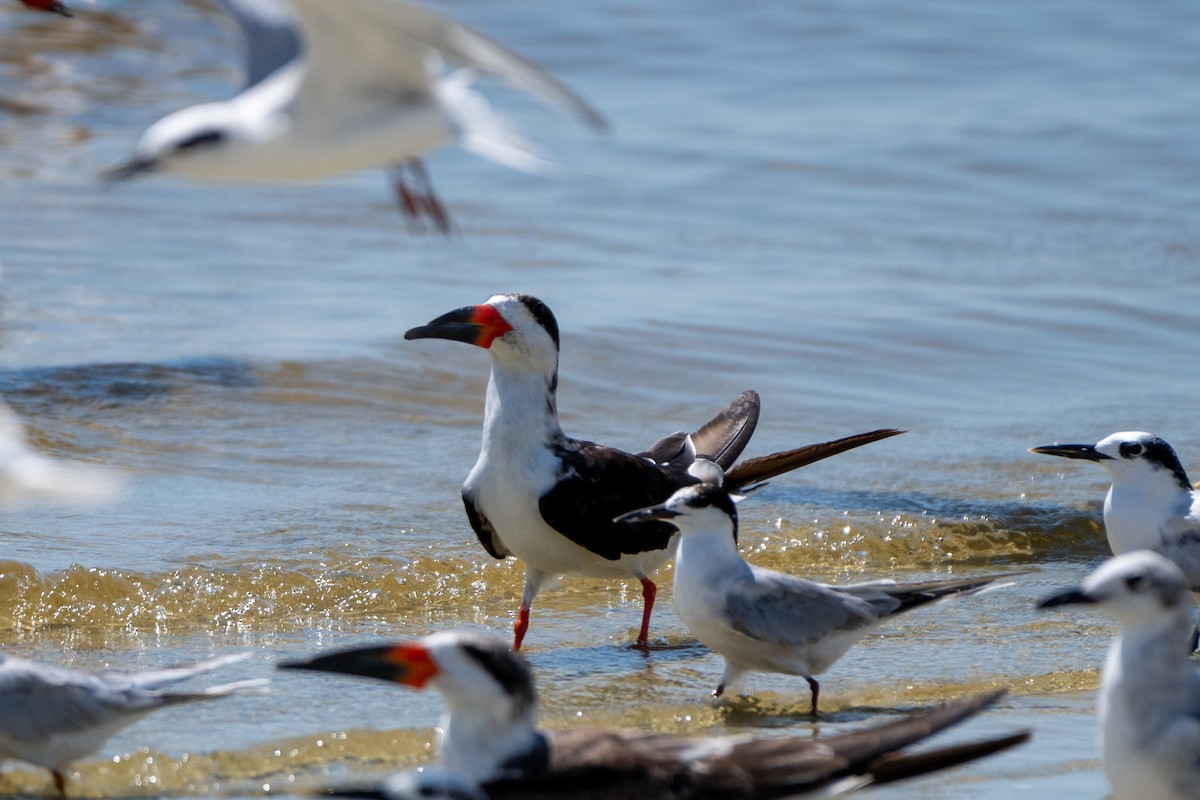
[404,294,905,649]
[618,484,1012,713]
[0,651,264,797]
[281,632,1029,800]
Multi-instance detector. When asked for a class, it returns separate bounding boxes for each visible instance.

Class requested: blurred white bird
[1040,551,1200,800]
[618,484,1008,713]
[0,651,265,797]
[0,400,119,506]
[104,0,607,232]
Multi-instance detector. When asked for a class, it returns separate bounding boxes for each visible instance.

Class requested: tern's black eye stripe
[174,130,226,152]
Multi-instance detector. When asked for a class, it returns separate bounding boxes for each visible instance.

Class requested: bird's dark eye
[1125,574,1144,590]
[1120,443,1144,458]
[174,130,225,152]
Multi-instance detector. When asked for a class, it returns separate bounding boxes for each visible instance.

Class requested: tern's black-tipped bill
[1029,443,1111,462]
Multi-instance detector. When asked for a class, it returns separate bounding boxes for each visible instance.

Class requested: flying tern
[103,0,607,232]
[619,483,1009,713]
[405,294,905,649]
[282,631,1029,799]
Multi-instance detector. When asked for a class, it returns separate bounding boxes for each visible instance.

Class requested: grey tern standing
[404,294,905,649]
[103,0,607,232]
[281,631,1029,800]
[0,651,264,797]
[618,484,1008,713]
[1039,550,1200,800]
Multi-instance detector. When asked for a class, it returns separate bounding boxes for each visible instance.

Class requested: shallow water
[2,0,1199,797]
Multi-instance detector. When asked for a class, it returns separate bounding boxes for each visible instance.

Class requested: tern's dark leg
[713,682,725,698]
[389,163,423,223]
[806,676,820,716]
[52,769,67,798]
[407,159,451,235]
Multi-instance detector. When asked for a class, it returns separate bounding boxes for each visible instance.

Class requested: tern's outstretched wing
[287,0,605,129]
[216,0,302,87]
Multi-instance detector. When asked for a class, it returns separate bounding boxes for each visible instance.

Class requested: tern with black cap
[1031,431,1200,642]
[619,483,1011,713]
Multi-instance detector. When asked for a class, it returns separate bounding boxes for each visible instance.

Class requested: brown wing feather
[724,428,905,491]
[688,390,760,469]
[482,690,1021,800]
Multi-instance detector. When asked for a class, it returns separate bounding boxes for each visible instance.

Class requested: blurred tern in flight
[0,400,119,505]
[405,294,904,649]
[0,651,265,797]
[1031,431,1200,642]
[103,0,607,232]
[17,0,72,16]
[282,631,1029,800]
[1039,550,1200,800]
[618,484,1009,713]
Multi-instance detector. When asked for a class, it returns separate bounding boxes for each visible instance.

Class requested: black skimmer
[281,632,1029,799]
[618,484,1012,713]
[404,294,905,649]
[0,651,264,797]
